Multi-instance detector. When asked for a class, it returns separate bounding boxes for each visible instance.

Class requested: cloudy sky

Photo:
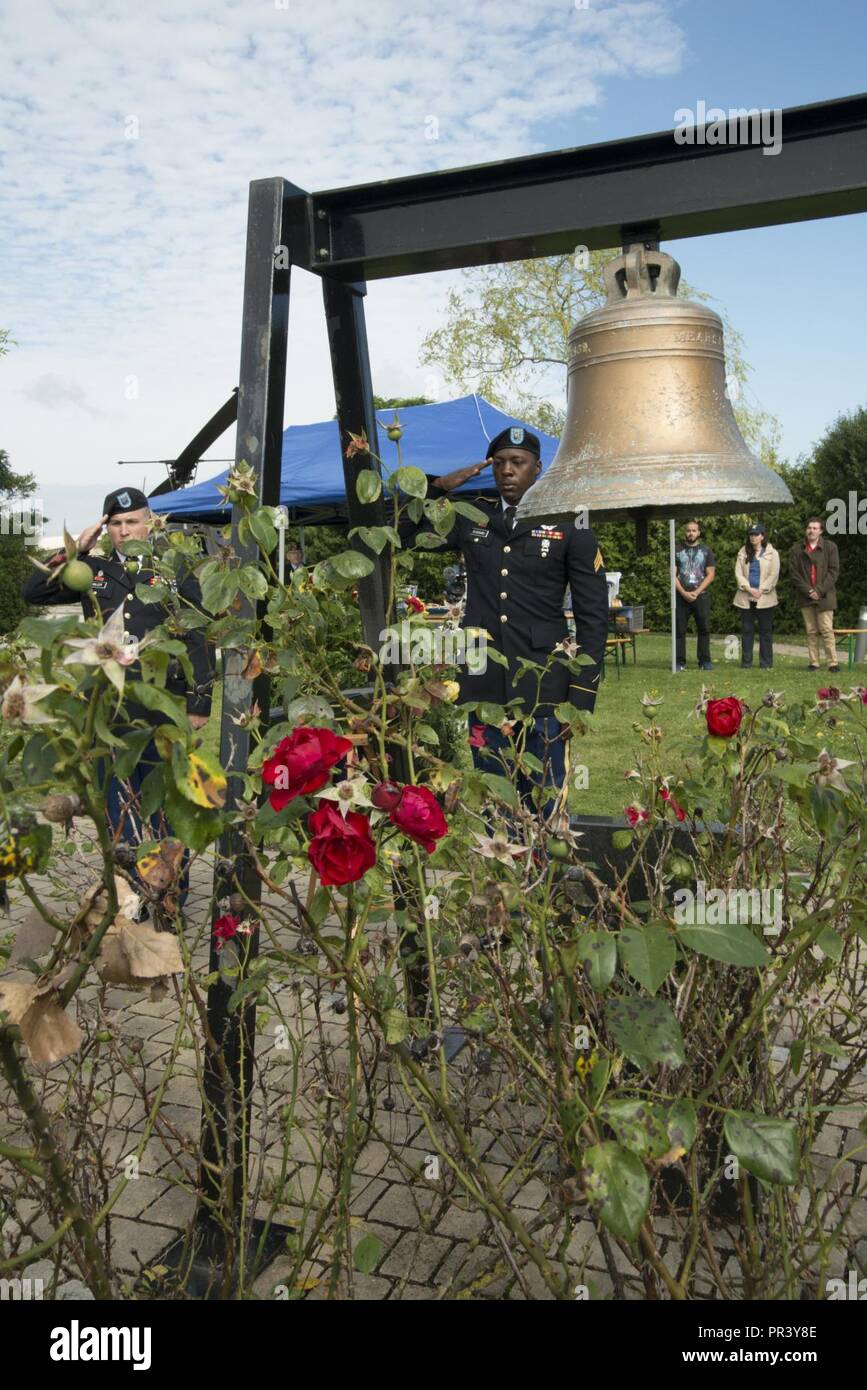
[2,0,866,532]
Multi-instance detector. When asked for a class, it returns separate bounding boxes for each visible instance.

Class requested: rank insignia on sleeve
[594,548,604,572]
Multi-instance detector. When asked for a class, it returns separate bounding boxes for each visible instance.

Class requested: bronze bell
[517,245,793,524]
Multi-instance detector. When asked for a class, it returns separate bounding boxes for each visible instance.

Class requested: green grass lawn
[190,632,863,819]
[569,632,863,816]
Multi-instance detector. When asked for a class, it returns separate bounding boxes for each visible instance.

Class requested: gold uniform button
[503,545,511,553]
[500,614,508,623]
[500,591,507,599]
[500,568,508,576]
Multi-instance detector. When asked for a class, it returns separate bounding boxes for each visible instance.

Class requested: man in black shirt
[673,519,716,671]
[400,427,609,809]
[21,487,214,909]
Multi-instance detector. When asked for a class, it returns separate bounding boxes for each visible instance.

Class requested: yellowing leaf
[137,839,185,892]
[174,749,227,809]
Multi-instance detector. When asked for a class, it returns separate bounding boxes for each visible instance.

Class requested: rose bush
[1,447,866,1301]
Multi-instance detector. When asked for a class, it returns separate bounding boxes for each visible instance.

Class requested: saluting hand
[76,515,109,555]
[433,458,492,492]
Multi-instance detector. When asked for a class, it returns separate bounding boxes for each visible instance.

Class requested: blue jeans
[100,738,190,909]
[469,714,567,816]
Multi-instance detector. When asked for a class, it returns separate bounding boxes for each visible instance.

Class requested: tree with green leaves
[1,328,41,633]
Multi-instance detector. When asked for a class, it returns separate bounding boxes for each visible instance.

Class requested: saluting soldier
[402,427,609,803]
[21,487,214,903]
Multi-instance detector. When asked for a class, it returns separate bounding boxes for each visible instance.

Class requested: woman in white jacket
[733,523,779,669]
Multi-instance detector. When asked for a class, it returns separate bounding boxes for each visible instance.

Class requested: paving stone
[367,1181,436,1229]
[436,1205,489,1241]
[433,1239,502,1296]
[813,1125,843,1157]
[353,1141,391,1177]
[379,1231,453,1281]
[106,1218,177,1273]
[349,1175,390,1216]
[842,1131,867,1165]
[139,1185,197,1228]
[107,1176,170,1219]
[512,1177,549,1211]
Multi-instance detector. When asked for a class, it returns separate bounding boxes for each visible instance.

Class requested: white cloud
[1,0,686,528]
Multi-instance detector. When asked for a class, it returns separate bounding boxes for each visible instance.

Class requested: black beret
[487,426,541,458]
[102,486,150,519]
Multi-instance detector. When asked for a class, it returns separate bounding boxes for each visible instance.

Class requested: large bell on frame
[517,244,793,525]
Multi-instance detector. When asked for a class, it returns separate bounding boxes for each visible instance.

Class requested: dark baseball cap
[747,522,765,534]
[102,487,150,518]
[487,426,541,458]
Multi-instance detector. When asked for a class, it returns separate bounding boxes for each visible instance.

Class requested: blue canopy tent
[149,394,559,524]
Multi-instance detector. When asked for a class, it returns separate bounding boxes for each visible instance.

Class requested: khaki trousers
[800,607,837,667]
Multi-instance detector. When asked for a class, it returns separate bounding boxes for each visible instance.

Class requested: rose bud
[371,780,404,811]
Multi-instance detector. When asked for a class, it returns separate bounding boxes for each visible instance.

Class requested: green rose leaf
[330,549,375,581]
[665,1098,698,1155]
[618,923,675,995]
[382,1009,410,1045]
[600,1100,670,1160]
[611,829,633,851]
[248,508,278,555]
[112,728,155,781]
[453,501,490,525]
[605,996,686,1070]
[393,466,428,499]
[676,921,770,967]
[816,927,843,961]
[355,470,382,505]
[127,681,189,730]
[354,525,394,555]
[481,772,519,808]
[353,1233,382,1274]
[576,932,617,991]
[162,777,223,853]
[581,1141,649,1242]
[722,1111,798,1185]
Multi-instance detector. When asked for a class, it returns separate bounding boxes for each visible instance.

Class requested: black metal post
[321,276,390,648]
[181,178,295,1292]
[320,276,428,1010]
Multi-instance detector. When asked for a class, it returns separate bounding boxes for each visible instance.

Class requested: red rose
[817,687,840,702]
[469,724,487,749]
[659,786,686,822]
[390,785,449,853]
[624,804,650,826]
[307,801,377,887]
[213,914,240,950]
[858,687,867,706]
[262,726,352,809]
[706,697,743,739]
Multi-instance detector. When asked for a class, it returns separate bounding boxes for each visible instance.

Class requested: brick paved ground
[2,850,866,1301]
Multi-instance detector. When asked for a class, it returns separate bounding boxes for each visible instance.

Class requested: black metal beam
[322,276,390,649]
[306,92,867,280]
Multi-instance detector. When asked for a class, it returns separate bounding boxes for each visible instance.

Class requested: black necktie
[504,505,516,531]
